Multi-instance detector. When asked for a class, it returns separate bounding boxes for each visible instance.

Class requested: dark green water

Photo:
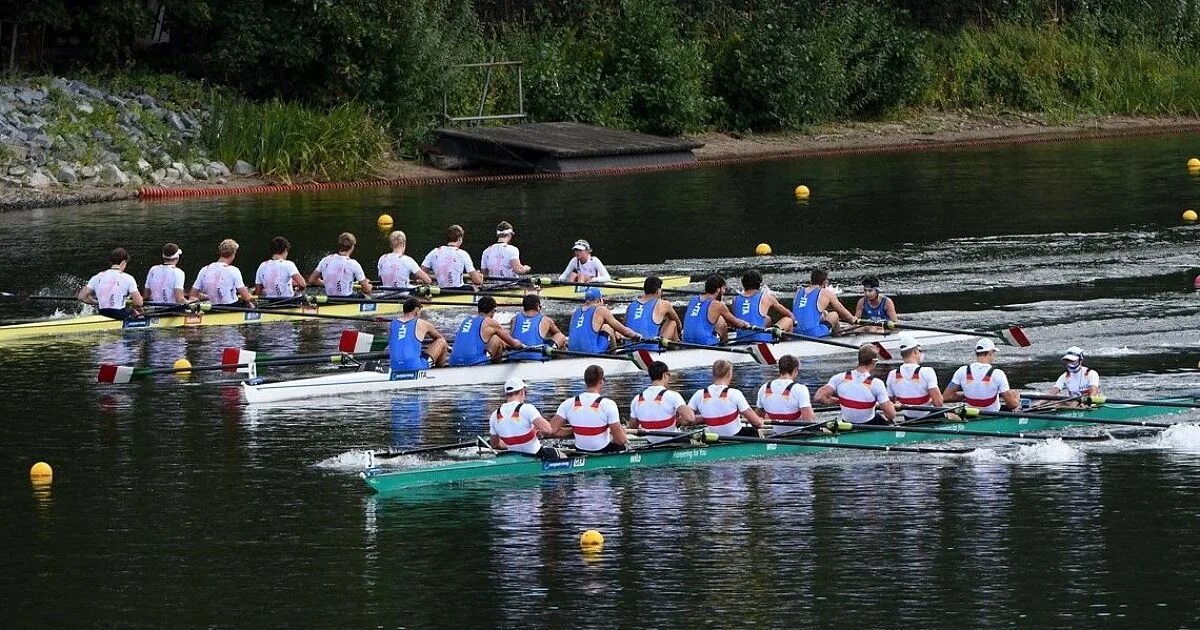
[3,134,1200,628]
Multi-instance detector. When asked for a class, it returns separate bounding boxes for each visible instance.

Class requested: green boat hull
[362,401,1194,495]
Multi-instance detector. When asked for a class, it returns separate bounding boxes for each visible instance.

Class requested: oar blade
[631,349,653,371]
[872,342,892,361]
[1000,326,1031,347]
[748,342,777,365]
[97,363,137,384]
[339,330,377,353]
[220,348,258,372]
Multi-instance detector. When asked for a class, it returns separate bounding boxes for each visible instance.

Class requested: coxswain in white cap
[559,239,611,283]
[1048,346,1100,398]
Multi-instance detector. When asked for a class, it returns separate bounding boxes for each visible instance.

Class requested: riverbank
[4,111,1199,211]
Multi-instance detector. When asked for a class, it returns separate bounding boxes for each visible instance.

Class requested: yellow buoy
[1184,209,1198,222]
[30,461,53,483]
[580,529,604,550]
[1188,157,1200,169]
[377,213,394,228]
[173,358,192,371]
[755,243,772,256]
[793,184,810,199]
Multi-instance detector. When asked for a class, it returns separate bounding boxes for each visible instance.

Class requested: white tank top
[756,378,811,420]
[316,254,365,296]
[423,245,476,288]
[555,392,618,451]
[950,363,1010,412]
[488,401,544,455]
[481,242,520,278]
[87,268,138,309]
[255,259,300,298]
[688,385,750,437]
[826,370,888,423]
[144,265,184,304]
[377,253,420,289]
[629,385,686,443]
[194,262,245,305]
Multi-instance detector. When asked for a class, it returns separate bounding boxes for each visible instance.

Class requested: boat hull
[362,401,1192,494]
[241,330,968,404]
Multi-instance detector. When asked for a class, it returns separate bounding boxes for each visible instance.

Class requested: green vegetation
[15,0,1200,180]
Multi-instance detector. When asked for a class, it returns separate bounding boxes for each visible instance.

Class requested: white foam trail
[1156,423,1200,453]
[1007,438,1083,463]
[314,449,375,471]
[963,447,1006,463]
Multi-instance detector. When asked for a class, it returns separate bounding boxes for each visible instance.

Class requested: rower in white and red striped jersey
[814,344,897,425]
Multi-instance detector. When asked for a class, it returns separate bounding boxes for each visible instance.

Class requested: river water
[3,134,1200,628]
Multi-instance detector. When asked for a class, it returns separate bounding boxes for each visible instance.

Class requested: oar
[751,326,893,360]
[521,277,700,296]
[97,350,386,383]
[200,302,396,323]
[0,291,79,303]
[371,440,480,460]
[1022,393,1200,410]
[768,419,1108,441]
[544,347,652,371]
[637,430,975,454]
[866,320,1031,347]
[655,338,777,365]
[903,404,1179,428]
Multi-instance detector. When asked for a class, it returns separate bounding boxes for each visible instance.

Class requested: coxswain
[733,269,794,343]
[549,364,629,453]
[624,276,682,350]
[143,243,187,305]
[488,378,559,457]
[943,338,1019,412]
[78,247,143,319]
[629,361,695,443]
[1047,346,1100,397]
[755,355,815,431]
[568,287,642,353]
[480,220,531,279]
[885,335,943,420]
[854,276,897,323]
[309,232,370,296]
[388,297,449,370]
[378,230,431,290]
[448,296,524,366]
[254,236,306,300]
[189,239,255,306]
[792,268,858,338]
[559,239,611,283]
[814,345,896,425]
[422,224,484,288]
[508,294,567,361]
[688,359,765,437]
[681,275,751,346]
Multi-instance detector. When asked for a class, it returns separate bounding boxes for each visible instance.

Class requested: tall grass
[202,99,389,182]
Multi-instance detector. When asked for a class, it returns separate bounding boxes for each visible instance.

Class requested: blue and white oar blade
[1000,327,1031,347]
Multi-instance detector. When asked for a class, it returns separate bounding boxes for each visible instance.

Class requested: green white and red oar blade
[97,363,142,383]
[339,330,388,353]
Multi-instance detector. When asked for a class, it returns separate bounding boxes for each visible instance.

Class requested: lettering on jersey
[396,323,408,340]
[542,459,576,471]
[359,303,378,313]
[574,313,585,329]
[122,318,150,329]
[243,311,262,322]
[388,369,425,382]
[797,293,810,308]
[632,304,645,319]
[461,319,474,333]
[520,318,532,334]
[689,301,702,317]
[739,300,751,315]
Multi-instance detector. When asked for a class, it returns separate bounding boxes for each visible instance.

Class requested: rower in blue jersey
[682,275,752,346]
[732,269,795,343]
[508,294,567,361]
[388,298,449,372]
[854,276,897,328]
[568,287,643,353]
[449,296,525,366]
[624,276,682,350]
[792,268,859,338]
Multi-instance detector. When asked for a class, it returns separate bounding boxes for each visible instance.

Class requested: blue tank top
[568,306,609,353]
[732,292,770,343]
[509,312,548,361]
[862,296,889,321]
[792,286,828,337]
[682,296,718,346]
[388,318,428,372]
[449,315,490,366]
[625,297,660,350]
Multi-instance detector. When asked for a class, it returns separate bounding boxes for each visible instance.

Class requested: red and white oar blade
[1000,327,1031,348]
[749,343,777,365]
[631,349,653,371]
[97,363,135,384]
[872,342,893,361]
[221,347,257,372]
[339,330,375,353]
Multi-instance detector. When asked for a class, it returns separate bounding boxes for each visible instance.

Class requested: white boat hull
[241,330,968,404]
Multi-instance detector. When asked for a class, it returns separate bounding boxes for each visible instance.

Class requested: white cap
[572,239,591,251]
[897,334,920,353]
[1062,346,1083,362]
[503,377,526,394]
[975,338,997,353]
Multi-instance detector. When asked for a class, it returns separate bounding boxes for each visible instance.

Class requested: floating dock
[429,122,702,173]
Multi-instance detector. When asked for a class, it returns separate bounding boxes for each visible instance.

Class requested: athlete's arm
[765,294,794,321]
[548,413,573,439]
[77,285,96,305]
[559,259,577,282]
[822,288,857,322]
[417,320,444,341]
[290,271,307,293]
[510,256,531,275]
[885,298,898,322]
[600,307,640,339]
[942,383,963,403]
[487,319,523,348]
[713,301,750,329]
[658,299,682,327]
[675,402,696,425]
[814,384,838,406]
[740,407,764,429]
[880,400,898,422]
[1001,389,1021,410]
[854,297,866,320]
[414,268,432,285]
[590,259,612,283]
[237,286,256,304]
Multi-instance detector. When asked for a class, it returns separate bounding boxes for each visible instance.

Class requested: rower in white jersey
[377,230,431,290]
[254,236,306,299]
[628,361,695,443]
[1047,346,1100,398]
[944,338,1020,412]
[549,365,629,453]
[78,247,143,319]
[309,232,371,297]
[885,335,944,420]
[143,243,187,305]
[488,378,559,457]
[190,239,255,306]
[558,239,611,283]
[422,224,484,289]
[815,345,897,425]
[480,220,531,279]
[755,354,816,432]
[688,359,765,437]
